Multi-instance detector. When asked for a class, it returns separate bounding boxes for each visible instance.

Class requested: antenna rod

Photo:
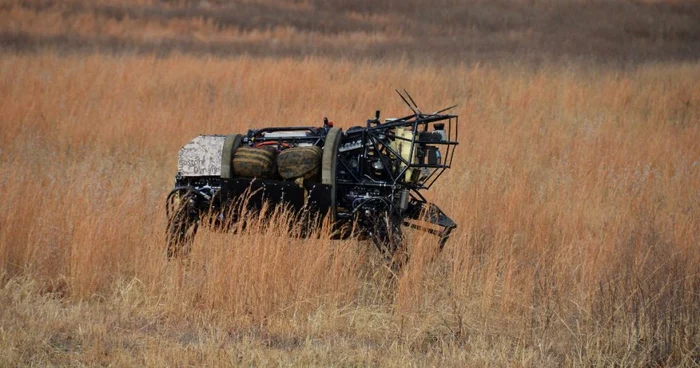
[403,89,423,115]
[396,89,418,116]
[432,104,458,115]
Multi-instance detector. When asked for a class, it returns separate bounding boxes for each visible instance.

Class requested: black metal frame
[331,113,457,250]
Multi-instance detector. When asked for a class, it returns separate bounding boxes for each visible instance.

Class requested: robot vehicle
[166,92,458,260]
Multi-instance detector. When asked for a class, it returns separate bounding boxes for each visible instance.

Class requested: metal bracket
[403,200,456,250]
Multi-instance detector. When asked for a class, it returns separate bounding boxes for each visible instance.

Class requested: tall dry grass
[0,52,699,366]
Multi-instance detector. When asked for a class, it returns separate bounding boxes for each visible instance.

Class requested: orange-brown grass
[1,3,402,46]
[1,52,699,366]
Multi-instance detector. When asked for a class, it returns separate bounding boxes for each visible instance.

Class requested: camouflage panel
[277,146,322,180]
[178,135,226,177]
[232,146,277,178]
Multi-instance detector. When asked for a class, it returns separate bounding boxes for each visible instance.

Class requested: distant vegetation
[2,0,699,64]
[1,1,699,366]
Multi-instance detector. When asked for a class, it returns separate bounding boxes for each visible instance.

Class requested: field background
[1,0,700,366]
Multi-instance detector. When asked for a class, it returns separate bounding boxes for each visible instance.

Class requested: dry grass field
[3,0,700,64]
[1,1,700,367]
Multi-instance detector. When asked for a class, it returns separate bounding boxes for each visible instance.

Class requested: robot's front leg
[403,200,457,250]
